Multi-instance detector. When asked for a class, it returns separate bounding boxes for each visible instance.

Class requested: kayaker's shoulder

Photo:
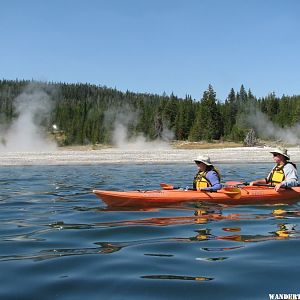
[284,162,297,170]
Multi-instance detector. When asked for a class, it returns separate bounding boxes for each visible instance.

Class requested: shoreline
[1,146,300,166]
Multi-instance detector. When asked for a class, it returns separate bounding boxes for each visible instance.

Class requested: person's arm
[249,168,273,186]
[249,178,268,186]
[275,164,299,190]
[200,171,222,191]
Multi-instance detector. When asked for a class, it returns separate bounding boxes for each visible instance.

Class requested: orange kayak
[93,186,300,207]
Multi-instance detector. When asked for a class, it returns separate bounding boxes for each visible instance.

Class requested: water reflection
[201,246,244,252]
[48,221,93,230]
[1,206,299,264]
[217,223,299,242]
[0,242,123,262]
[89,207,282,228]
[144,253,174,257]
[273,223,298,239]
[196,257,228,262]
[1,164,300,300]
[141,274,214,281]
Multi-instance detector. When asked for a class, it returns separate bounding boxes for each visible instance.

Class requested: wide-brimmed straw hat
[270,147,290,160]
[194,154,212,165]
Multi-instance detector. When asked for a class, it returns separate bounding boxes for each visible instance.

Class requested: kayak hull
[93,186,300,207]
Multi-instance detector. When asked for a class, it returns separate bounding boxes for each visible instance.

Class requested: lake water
[0,163,299,300]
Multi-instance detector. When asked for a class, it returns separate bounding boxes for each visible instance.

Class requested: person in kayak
[193,155,222,192]
[249,147,299,192]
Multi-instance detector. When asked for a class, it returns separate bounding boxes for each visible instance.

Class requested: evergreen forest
[0,79,300,146]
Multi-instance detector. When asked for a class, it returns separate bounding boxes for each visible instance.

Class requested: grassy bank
[172,141,244,149]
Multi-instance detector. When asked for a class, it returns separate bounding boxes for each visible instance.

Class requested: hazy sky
[1,0,299,100]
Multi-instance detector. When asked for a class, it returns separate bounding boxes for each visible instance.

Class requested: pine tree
[199,85,222,140]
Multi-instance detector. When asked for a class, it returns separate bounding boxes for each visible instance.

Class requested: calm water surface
[0,163,299,300]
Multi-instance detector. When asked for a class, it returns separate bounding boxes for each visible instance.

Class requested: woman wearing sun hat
[193,154,222,191]
[250,147,299,191]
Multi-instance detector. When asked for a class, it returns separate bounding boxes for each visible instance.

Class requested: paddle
[225,181,273,187]
[160,183,182,190]
[225,181,249,186]
[160,183,241,200]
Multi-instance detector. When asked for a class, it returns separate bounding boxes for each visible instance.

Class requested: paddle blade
[160,183,174,190]
[221,187,241,200]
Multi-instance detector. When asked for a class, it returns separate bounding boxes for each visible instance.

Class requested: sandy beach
[1,146,300,166]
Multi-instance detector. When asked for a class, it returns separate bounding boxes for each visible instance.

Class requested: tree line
[0,79,300,145]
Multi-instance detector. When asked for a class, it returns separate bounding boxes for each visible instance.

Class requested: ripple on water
[0,164,299,300]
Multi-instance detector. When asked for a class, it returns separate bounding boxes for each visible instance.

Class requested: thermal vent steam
[105,107,174,150]
[244,109,300,145]
[0,84,57,152]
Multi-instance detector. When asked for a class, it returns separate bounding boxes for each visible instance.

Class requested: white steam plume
[0,83,57,152]
[244,108,300,145]
[105,107,174,150]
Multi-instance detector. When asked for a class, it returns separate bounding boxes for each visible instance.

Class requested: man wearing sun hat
[250,147,299,191]
[193,154,222,191]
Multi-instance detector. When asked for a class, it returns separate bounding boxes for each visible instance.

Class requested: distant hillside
[0,79,299,146]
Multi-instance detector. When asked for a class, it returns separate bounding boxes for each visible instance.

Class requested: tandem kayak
[93,186,300,207]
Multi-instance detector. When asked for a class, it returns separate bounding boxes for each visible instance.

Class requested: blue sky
[1,0,299,100]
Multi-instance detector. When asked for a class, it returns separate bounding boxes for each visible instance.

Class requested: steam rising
[244,108,300,145]
[0,84,57,152]
[106,107,174,150]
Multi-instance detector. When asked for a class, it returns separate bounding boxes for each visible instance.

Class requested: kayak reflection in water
[193,154,222,192]
[215,223,298,243]
[249,147,299,191]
